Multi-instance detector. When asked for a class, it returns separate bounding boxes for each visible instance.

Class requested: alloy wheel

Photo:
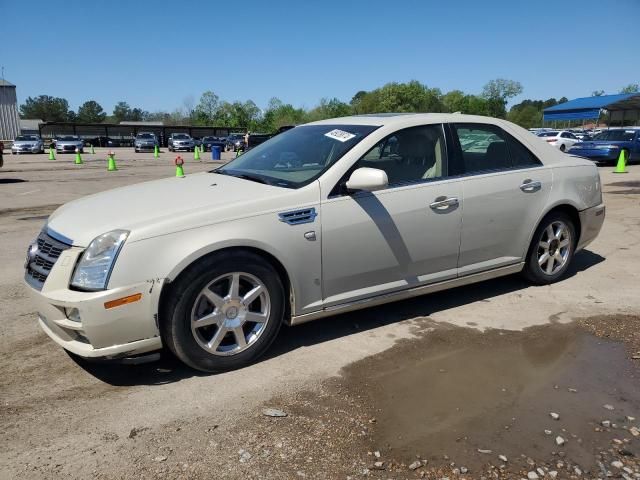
[537,221,571,275]
[190,272,270,356]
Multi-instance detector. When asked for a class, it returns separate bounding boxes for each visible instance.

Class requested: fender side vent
[278,208,317,225]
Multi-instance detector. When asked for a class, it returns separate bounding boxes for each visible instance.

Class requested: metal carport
[543,93,640,125]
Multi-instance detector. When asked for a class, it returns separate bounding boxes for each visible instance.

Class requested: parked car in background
[24,113,605,372]
[11,135,45,154]
[55,135,84,154]
[536,130,581,152]
[201,136,226,152]
[226,134,245,151]
[168,133,195,152]
[247,133,272,150]
[568,127,640,164]
[192,137,202,149]
[134,132,159,152]
[574,131,593,141]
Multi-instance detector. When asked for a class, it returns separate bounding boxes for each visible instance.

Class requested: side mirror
[345,167,389,192]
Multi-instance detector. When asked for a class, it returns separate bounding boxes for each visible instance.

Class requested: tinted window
[451,123,541,174]
[505,133,542,167]
[354,124,447,186]
[593,130,636,141]
[452,124,510,173]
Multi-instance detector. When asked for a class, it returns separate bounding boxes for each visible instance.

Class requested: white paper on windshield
[625,130,635,134]
[324,129,356,142]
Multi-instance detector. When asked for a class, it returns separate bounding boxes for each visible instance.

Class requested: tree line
[19,80,639,132]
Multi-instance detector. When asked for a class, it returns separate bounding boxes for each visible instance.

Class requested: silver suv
[134,132,159,152]
[168,133,194,152]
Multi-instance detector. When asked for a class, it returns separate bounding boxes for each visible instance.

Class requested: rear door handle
[429,196,459,210]
[520,179,542,192]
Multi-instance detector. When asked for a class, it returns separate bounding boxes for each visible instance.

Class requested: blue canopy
[543,93,640,122]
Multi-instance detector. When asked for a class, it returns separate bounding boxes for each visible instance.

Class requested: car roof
[306,112,522,128]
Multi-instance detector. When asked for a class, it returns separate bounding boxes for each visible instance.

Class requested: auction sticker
[324,129,356,142]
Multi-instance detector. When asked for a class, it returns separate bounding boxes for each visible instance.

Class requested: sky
[1,0,639,114]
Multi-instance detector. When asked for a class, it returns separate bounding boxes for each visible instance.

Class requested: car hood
[14,140,38,145]
[46,172,289,246]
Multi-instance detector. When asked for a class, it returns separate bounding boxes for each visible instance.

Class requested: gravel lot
[1,151,639,479]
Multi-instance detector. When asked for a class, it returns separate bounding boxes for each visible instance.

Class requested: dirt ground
[1,151,640,480]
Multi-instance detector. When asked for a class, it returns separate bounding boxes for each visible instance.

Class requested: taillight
[546,138,556,142]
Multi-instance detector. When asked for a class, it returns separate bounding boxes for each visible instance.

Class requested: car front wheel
[161,251,285,372]
[523,212,576,285]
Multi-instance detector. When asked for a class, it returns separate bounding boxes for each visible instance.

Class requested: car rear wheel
[523,212,575,285]
[161,251,285,372]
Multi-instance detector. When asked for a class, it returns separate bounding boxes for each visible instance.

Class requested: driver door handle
[430,196,459,210]
[520,179,542,192]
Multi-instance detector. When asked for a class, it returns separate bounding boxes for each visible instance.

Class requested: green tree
[19,95,71,121]
[260,97,306,132]
[77,100,106,123]
[194,91,220,125]
[592,90,605,97]
[352,81,444,114]
[481,79,523,118]
[507,105,542,128]
[113,101,132,122]
[306,97,352,122]
[620,83,639,94]
[442,90,466,112]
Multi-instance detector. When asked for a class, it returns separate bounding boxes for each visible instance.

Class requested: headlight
[71,230,129,291]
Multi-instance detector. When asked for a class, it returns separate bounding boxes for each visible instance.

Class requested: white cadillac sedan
[25,114,605,372]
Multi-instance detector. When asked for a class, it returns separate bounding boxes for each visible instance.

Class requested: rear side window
[450,123,541,175]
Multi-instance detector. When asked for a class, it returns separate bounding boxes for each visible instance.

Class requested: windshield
[173,134,190,140]
[16,135,37,141]
[593,130,636,142]
[537,131,559,137]
[137,133,154,139]
[57,136,79,141]
[203,136,216,141]
[215,124,378,189]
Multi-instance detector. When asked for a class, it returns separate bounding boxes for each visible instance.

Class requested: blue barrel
[212,146,221,160]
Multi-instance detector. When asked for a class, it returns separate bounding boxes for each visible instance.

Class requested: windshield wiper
[234,173,270,185]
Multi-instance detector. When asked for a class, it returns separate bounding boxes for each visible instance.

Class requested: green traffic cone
[48,147,55,160]
[154,145,159,158]
[107,152,117,171]
[613,149,628,174]
[175,156,185,177]
[236,149,243,158]
[194,145,200,161]
[90,144,95,154]
[74,149,83,165]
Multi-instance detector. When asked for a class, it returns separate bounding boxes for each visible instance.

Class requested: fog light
[65,307,81,322]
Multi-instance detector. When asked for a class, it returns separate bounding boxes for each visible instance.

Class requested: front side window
[451,123,541,175]
[216,124,378,189]
[353,124,447,186]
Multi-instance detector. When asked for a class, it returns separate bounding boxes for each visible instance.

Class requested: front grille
[62,145,76,151]
[25,231,72,290]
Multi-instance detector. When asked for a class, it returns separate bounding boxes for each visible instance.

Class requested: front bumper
[25,246,163,359]
[577,203,605,252]
[135,144,157,151]
[12,146,40,153]
[172,144,194,151]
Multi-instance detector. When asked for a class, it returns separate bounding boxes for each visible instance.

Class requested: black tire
[161,251,285,372]
[559,144,566,152]
[523,211,576,285]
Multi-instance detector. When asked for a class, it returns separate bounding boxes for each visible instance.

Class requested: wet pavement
[338,318,640,476]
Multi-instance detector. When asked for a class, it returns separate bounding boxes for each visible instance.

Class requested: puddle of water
[342,321,640,470]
